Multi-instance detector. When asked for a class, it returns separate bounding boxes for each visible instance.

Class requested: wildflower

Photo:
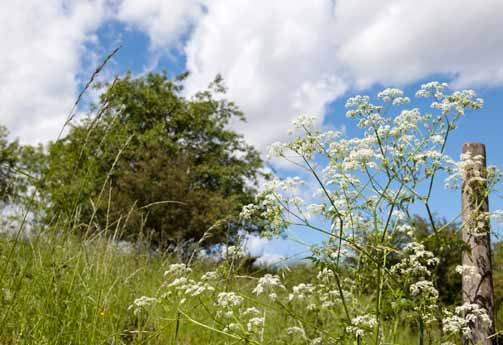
[317,268,335,283]
[201,271,218,281]
[183,281,215,297]
[378,87,410,105]
[128,296,158,315]
[164,263,191,277]
[216,292,243,308]
[431,135,444,145]
[252,274,285,296]
[391,242,439,277]
[267,141,285,159]
[223,245,245,259]
[289,283,315,301]
[346,314,377,337]
[455,265,481,282]
[410,280,438,298]
[247,317,264,332]
[287,326,307,338]
[443,314,469,336]
[223,323,241,332]
[241,307,261,317]
[442,303,492,337]
[292,114,317,129]
[240,203,257,220]
[130,296,157,307]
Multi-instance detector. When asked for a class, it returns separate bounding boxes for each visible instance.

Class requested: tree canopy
[38,72,265,249]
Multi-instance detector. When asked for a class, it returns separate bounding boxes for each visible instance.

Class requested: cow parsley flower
[410,280,438,298]
[443,303,492,337]
[289,283,315,301]
[346,314,377,337]
[164,263,192,277]
[201,271,218,281]
[247,317,264,332]
[252,274,285,296]
[455,265,481,282]
[128,296,158,315]
[287,326,307,338]
[216,292,244,308]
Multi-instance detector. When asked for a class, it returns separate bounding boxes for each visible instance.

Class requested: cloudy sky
[2,0,503,261]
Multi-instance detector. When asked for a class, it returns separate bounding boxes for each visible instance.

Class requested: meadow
[1,80,502,344]
[0,229,419,345]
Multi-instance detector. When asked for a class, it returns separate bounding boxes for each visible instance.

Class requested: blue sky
[1,0,503,263]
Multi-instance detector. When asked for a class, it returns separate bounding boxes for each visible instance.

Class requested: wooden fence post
[461,142,495,344]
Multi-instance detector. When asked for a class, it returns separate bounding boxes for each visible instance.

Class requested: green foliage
[0,125,42,207]
[0,126,20,203]
[38,72,264,248]
[412,216,467,306]
[0,231,416,345]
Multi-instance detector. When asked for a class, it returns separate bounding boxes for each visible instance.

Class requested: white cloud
[241,232,287,266]
[334,0,503,88]
[184,0,348,151]
[3,0,503,150]
[242,232,269,256]
[115,0,204,50]
[0,0,203,145]
[0,0,106,144]
[254,252,285,266]
[182,0,503,151]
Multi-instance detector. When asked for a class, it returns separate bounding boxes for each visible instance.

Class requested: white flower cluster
[455,265,481,282]
[285,269,352,312]
[292,114,317,130]
[216,292,267,338]
[246,316,264,333]
[201,271,218,281]
[216,291,244,309]
[346,314,377,337]
[128,82,494,344]
[168,278,215,299]
[377,87,410,105]
[252,274,285,299]
[161,263,216,304]
[391,242,439,277]
[287,326,307,338]
[445,152,486,190]
[288,283,315,301]
[443,303,492,337]
[415,81,449,98]
[222,245,246,259]
[128,296,158,315]
[410,280,438,298]
[164,263,192,277]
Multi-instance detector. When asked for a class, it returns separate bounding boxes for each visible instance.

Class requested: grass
[2,227,503,344]
[0,227,420,345]
[0,228,307,344]
[0,230,167,344]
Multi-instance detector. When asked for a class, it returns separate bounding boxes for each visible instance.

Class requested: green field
[0,229,417,345]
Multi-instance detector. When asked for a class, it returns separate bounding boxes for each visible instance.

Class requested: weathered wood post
[461,142,495,344]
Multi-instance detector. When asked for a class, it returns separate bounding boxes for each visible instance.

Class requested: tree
[38,72,265,249]
[0,126,20,203]
[0,125,40,207]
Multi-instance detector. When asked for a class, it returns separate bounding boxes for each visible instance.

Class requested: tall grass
[0,229,422,344]
[0,230,164,344]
